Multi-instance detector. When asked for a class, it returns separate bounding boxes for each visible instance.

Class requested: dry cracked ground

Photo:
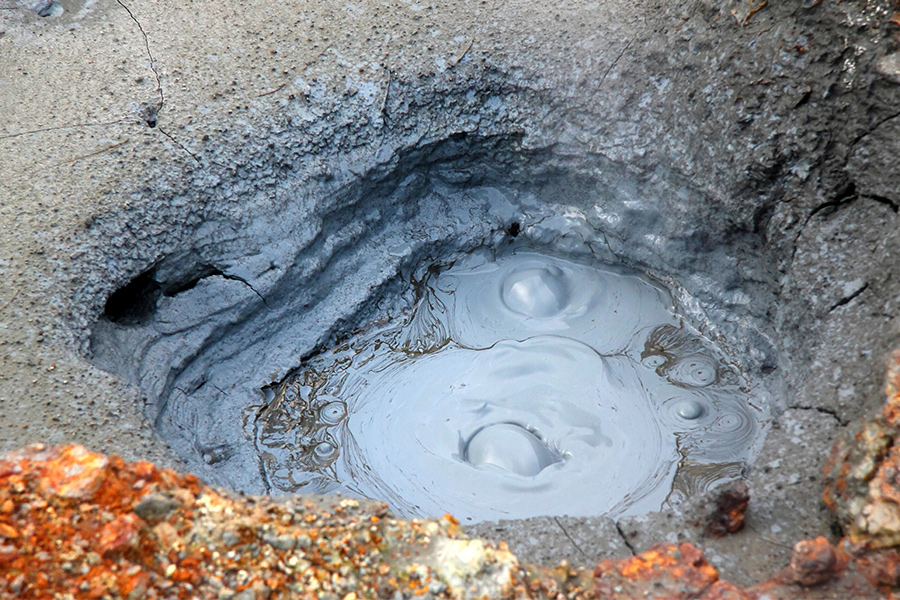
[3,0,900,597]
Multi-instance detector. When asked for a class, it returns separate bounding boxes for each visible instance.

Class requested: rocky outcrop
[0,440,896,599]
[826,351,900,548]
[0,444,523,600]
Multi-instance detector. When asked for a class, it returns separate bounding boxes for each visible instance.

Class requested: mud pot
[3,0,900,588]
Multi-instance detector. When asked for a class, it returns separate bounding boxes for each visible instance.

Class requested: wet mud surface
[252,249,766,522]
[2,0,900,589]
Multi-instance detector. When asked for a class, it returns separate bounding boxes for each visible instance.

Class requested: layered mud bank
[4,0,900,588]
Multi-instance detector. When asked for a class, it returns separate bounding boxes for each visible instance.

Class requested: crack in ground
[615,522,637,556]
[116,0,163,119]
[804,181,858,226]
[787,404,848,427]
[219,272,271,308]
[829,282,868,313]
[847,108,900,156]
[0,289,19,314]
[790,109,900,260]
[117,0,208,166]
[788,183,856,266]
[868,194,900,213]
[158,127,202,164]
[251,403,273,494]
[0,119,133,141]
[597,40,630,92]
[552,517,589,561]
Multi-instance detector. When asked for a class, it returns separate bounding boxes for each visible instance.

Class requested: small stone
[38,446,109,500]
[876,53,900,85]
[133,493,179,523]
[153,521,179,547]
[9,574,25,595]
[594,543,719,598]
[0,522,17,539]
[222,529,241,546]
[703,481,750,538]
[262,533,296,550]
[98,514,141,555]
[857,547,900,587]
[790,537,838,587]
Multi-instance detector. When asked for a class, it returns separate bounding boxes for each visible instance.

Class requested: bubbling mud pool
[251,249,765,522]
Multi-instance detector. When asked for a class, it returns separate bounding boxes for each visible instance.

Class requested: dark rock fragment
[132,493,179,523]
[789,537,840,587]
[703,481,750,538]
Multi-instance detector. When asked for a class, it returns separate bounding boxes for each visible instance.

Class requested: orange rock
[824,349,900,548]
[0,522,17,539]
[857,547,900,588]
[704,481,750,538]
[36,445,110,501]
[789,537,843,587]
[98,513,143,556]
[2,442,898,600]
[884,350,900,428]
[750,555,883,600]
[700,580,752,599]
[594,543,720,599]
[0,544,18,566]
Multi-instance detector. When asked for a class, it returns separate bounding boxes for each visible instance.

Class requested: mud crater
[89,133,783,522]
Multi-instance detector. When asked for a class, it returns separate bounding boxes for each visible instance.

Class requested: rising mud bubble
[252,248,767,522]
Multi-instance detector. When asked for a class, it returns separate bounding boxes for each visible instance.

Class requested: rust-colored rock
[857,547,900,588]
[0,444,559,600]
[883,350,900,428]
[2,442,900,599]
[97,513,143,556]
[34,444,111,500]
[0,443,487,600]
[748,571,884,600]
[824,350,900,549]
[748,539,884,600]
[593,543,720,599]
[789,537,842,586]
[699,580,751,599]
[703,481,750,538]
